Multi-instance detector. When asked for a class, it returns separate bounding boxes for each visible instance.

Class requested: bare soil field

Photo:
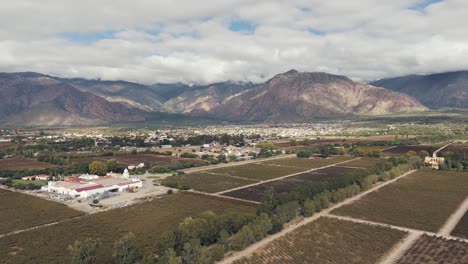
[261,156,353,170]
[71,154,202,165]
[0,189,83,234]
[0,192,256,264]
[332,170,468,232]
[396,235,468,264]
[234,217,406,264]
[0,157,56,171]
[451,212,468,239]
[223,166,357,202]
[162,172,258,193]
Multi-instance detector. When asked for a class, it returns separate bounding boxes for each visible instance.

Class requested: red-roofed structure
[75,184,104,193]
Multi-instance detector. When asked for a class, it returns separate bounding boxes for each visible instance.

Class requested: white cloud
[0,0,467,84]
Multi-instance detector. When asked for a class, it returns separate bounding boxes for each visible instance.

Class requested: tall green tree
[68,238,100,264]
[89,161,108,176]
[113,232,140,264]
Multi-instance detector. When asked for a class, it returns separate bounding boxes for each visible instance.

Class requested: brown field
[261,156,353,170]
[163,172,258,193]
[0,157,56,171]
[396,235,468,264]
[451,212,468,239]
[332,170,468,232]
[223,166,357,202]
[0,189,83,234]
[382,145,439,155]
[235,217,406,264]
[0,192,256,264]
[207,163,304,181]
[445,144,468,157]
[71,154,202,166]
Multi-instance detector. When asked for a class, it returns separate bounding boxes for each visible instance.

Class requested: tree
[296,149,311,158]
[230,226,254,251]
[276,201,299,224]
[68,238,100,264]
[302,199,316,217]
[89,161,108,176]
[156,231,176,254]
[418,150,430,159]
[319,146,330,158]
[181,239,202,264]
[106,159,119,172]
[113,232,140,264]
[157,248,181,264]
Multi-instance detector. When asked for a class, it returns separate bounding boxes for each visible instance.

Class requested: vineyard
[162,172,257,193]
[396,235,468,264]
[339,157,383,168]
[71,153,202,166]
[223,166,358,202]
[260,156,353,170]
[331,170,468,232]
[451,212,468,239]
[382,145,439,155]
[0,192,256,264]
[207,163,304,181]
[234,217,406,264]
[0,157,55,171]
[0,189,83,234]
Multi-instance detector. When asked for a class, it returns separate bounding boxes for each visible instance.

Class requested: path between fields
[217,170,417,264]
[214,157,361,195]
[378,232,421,264]
[187,190,260,205]
[438,195,468,236]
[181,154,296,173]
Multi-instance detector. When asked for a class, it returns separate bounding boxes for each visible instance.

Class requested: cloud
[0,0,467,84]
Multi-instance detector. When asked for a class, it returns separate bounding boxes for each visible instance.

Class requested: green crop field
[331,170,468,232]
[162,172,258,193]
[0,192,256,264]
[234,217,406,264]
[261,156,353,170]
[451,212,468,239]
[339,158,383,168]
[207,163,304,181]
[0,189,83,234]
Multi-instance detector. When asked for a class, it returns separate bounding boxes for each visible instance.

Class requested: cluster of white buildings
[42,169,142,199]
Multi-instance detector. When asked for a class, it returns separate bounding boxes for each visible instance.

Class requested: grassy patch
[0,189,83,234]
[11,180,47,188]
[396,235,468,264]
[339,158,384,168]
[0,192,256,264]
[163,172,258,193]
[332,170,468,232]
[451,212,468,239]
[235,217,406,264]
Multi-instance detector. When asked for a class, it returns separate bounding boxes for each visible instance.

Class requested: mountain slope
[205,70,427,122]
[371,71,468,109]
[0,73,146,126]
[162,81,254,114]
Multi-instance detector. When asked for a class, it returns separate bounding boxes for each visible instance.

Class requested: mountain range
[1,69,466,126]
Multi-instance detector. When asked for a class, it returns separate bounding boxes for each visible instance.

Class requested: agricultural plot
[396,235,468,264]
[162,172,258,193]
[207,163,304,181]
[261,156,353,170]
[382,145,439,156]
[0,157,55,171]
[234,217,406,264]
[223,166,357,202]
[0,189,83,234]
[332,170,468,232]
[72,154,202,166]
[451,212,468,239]
[0,192,256,264]
[339,157,383,168]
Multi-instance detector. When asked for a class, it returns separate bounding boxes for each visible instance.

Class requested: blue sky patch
[58,31,115,44]
[409,0,443,11]
[229,20,256,33]
[308,28,326,36]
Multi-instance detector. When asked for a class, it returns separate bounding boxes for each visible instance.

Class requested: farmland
[71,154,202,166]
[396,235,468,264]
[0,157,55,171]
[162,172,258,193]
[207,163,304,181]
[260,156,353,170]
[0,192,256,264]
[0,189,83,234]
[331,170,468,232]
[234,217,406,264]
[223,166,358,202]
[339,157,383,168]
[382,145,439,155]
[451,212,468,239]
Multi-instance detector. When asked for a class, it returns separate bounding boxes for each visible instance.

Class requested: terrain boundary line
[187,190,260,205]
[215,157,361,195]
[378,232,421,264]
[438,195,468,236]
[218,169,417,264]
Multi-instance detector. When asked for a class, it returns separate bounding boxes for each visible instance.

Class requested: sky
[0,0,467,84]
